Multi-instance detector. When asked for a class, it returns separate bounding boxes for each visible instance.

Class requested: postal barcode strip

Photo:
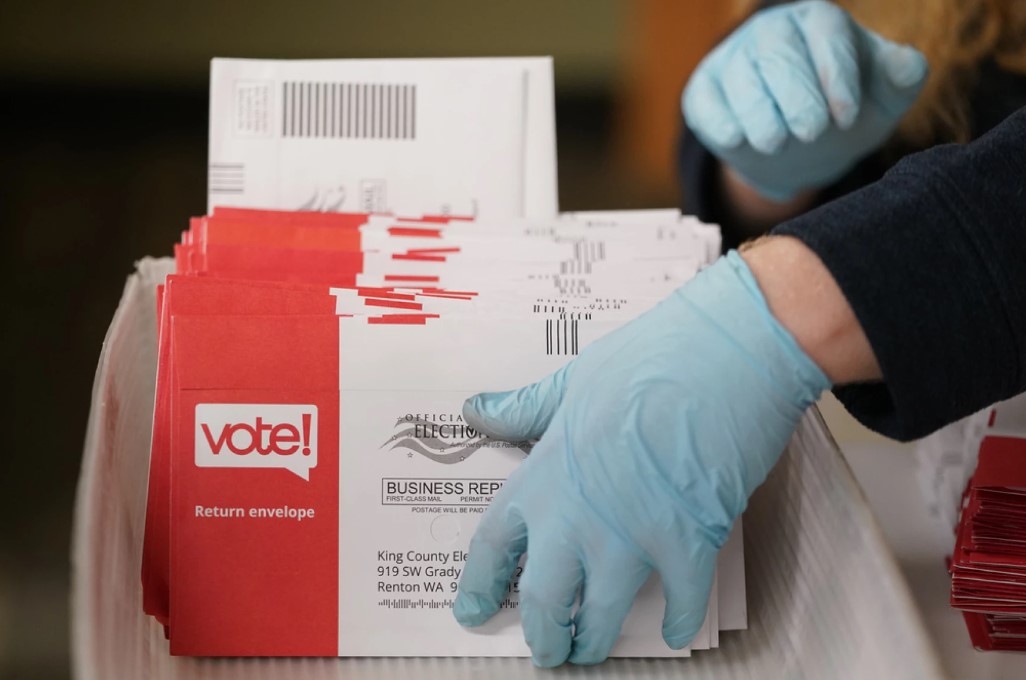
[377,598,519,610]
[282,82,416,139]
[571,241,607,264]
[545,319,579,356]
[559,260,593,275]
[532,305,593,321]
[554,277,591,295]
[209,162,245,194]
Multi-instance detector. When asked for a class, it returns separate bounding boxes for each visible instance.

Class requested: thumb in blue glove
[682,0,929,200]
[453,252,830,666]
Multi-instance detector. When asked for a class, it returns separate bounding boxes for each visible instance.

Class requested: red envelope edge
[206,206,467,225]
[142,281,337,624]
[974,435,1026,489]
[951,434,1026,650]
[143,279,445,629]
[161,311,432,652]
[195,217,367,252]
[210,206,372,227]
[198,243,365,277]
[963,612,996,651]
[168,312,340,655]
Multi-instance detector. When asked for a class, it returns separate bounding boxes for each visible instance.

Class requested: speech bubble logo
[195,404,318,481]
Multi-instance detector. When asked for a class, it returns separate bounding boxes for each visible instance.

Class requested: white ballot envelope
[335,317,683,656]
[208,57,557,219]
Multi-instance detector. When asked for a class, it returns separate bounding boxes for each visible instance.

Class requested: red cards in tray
[951,435,1026,651]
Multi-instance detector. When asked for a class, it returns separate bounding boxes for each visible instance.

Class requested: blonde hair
[734,0,1026,144]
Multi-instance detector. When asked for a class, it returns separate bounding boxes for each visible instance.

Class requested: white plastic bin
[72,259,945,680]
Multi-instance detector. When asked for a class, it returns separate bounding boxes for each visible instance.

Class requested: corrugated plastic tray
[72,259,945,680]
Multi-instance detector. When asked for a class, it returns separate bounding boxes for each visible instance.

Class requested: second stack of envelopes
[949,396,1026,651]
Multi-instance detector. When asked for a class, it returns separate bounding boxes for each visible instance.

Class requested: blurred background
[0,2,882,678]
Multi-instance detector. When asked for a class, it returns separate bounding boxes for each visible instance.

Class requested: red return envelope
[168,314,340,655]
[143,279,337,626]
[146,277,442,633]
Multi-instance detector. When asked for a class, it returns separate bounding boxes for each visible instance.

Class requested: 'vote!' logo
[194,404,318,480]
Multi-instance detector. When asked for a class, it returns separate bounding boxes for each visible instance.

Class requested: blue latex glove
[453,252,830,666]
[682,0,928,201]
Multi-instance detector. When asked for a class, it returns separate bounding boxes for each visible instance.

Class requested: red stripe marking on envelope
[407,247,461,255]
[354,288,416,301]
[388,227,443,238]
[362,298,424,311]
[367,313,440,324]
[416,214,472,222]
[416,287,479,296]
[391,253,447,262]
[415,293,476,300]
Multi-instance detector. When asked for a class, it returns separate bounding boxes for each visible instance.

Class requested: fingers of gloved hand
[453,497,528,628]
[861,29,929,118]
[721,48,788,154]
[567,547,651,665]
[682,66,745,150]
[517,539,584,668]
[791,1,861,128]
[748,12,831,143]
[654,538,718,649]
[462,364,571,442]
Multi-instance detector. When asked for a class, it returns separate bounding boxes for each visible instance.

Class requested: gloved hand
[453,252,830,666]
[682,0,928,201]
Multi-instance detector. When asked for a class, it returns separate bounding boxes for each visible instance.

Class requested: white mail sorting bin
[72,259,945,680]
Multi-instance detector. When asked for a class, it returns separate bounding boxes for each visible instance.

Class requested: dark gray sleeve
[773,106,1026,440]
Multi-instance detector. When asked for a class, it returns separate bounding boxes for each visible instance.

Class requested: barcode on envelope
[282,82,416,139]
[209,163,245,195]
[532,304,593,321]
[545,319,579,356]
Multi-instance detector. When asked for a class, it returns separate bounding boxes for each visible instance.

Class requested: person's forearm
[772,106,1026,439]
[741,236,880,384]
[678,135,820,250]
[717,165,819,240]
